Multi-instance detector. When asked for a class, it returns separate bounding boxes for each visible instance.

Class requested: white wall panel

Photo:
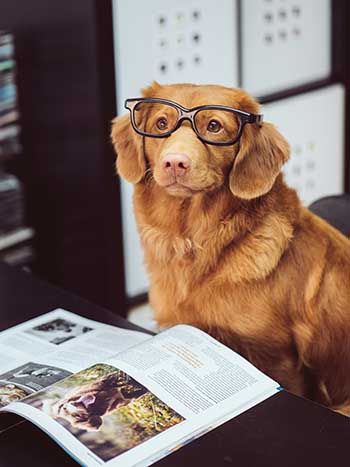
[263,85,345,205]
[242,0,331,97]
[112,0,239,297]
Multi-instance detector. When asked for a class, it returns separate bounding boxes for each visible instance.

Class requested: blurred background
[0,0,349,327]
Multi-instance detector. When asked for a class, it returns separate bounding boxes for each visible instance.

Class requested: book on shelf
[0,173,25,233]
[0,309,280,467]
[0,30,21,158]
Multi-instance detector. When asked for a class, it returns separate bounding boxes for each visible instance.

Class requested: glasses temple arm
[247,113,264,126]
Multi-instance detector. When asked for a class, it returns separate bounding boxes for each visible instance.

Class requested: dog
[0,383,28,407]
[111,82,350,414]
[51,373,147,431]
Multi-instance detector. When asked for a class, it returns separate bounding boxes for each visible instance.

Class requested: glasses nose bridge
[176,108,196,132]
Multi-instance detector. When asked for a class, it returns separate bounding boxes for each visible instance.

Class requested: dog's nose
[161,153,191,177]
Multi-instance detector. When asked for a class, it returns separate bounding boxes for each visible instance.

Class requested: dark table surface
[0,262,349,467]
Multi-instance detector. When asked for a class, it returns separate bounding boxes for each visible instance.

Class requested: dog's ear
[111,81,162,183]
[111,114,146,184]
[229,122,290,199]
[87,415,103,431]
[141,80,161,97]
[76,415,103,432]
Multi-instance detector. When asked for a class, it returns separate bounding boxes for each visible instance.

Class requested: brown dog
[111,82,350,414]
[51,373,147,431]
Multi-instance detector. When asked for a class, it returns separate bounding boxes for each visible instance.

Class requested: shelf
[0,227,34,252]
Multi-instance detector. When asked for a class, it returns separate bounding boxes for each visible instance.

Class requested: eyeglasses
[125,97,263,146]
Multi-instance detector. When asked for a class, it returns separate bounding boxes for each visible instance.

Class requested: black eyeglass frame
[124,97,263,146]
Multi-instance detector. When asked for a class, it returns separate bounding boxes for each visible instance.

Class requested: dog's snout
[162,153,191,177]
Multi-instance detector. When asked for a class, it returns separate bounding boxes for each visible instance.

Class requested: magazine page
[0,308,150,410]
[2,325,279,467]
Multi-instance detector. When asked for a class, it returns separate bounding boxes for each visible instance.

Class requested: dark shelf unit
[0,0,127,316]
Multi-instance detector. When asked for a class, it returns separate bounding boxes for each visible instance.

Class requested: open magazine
[0,309,280,466]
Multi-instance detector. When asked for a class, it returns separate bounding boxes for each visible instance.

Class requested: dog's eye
[156,117,168,131]
[207,119,222,133]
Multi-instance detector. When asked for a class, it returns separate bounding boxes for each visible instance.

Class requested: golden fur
[111,82,350,414]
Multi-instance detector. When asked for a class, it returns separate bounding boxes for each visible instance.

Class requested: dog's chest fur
[133,181,307,391]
